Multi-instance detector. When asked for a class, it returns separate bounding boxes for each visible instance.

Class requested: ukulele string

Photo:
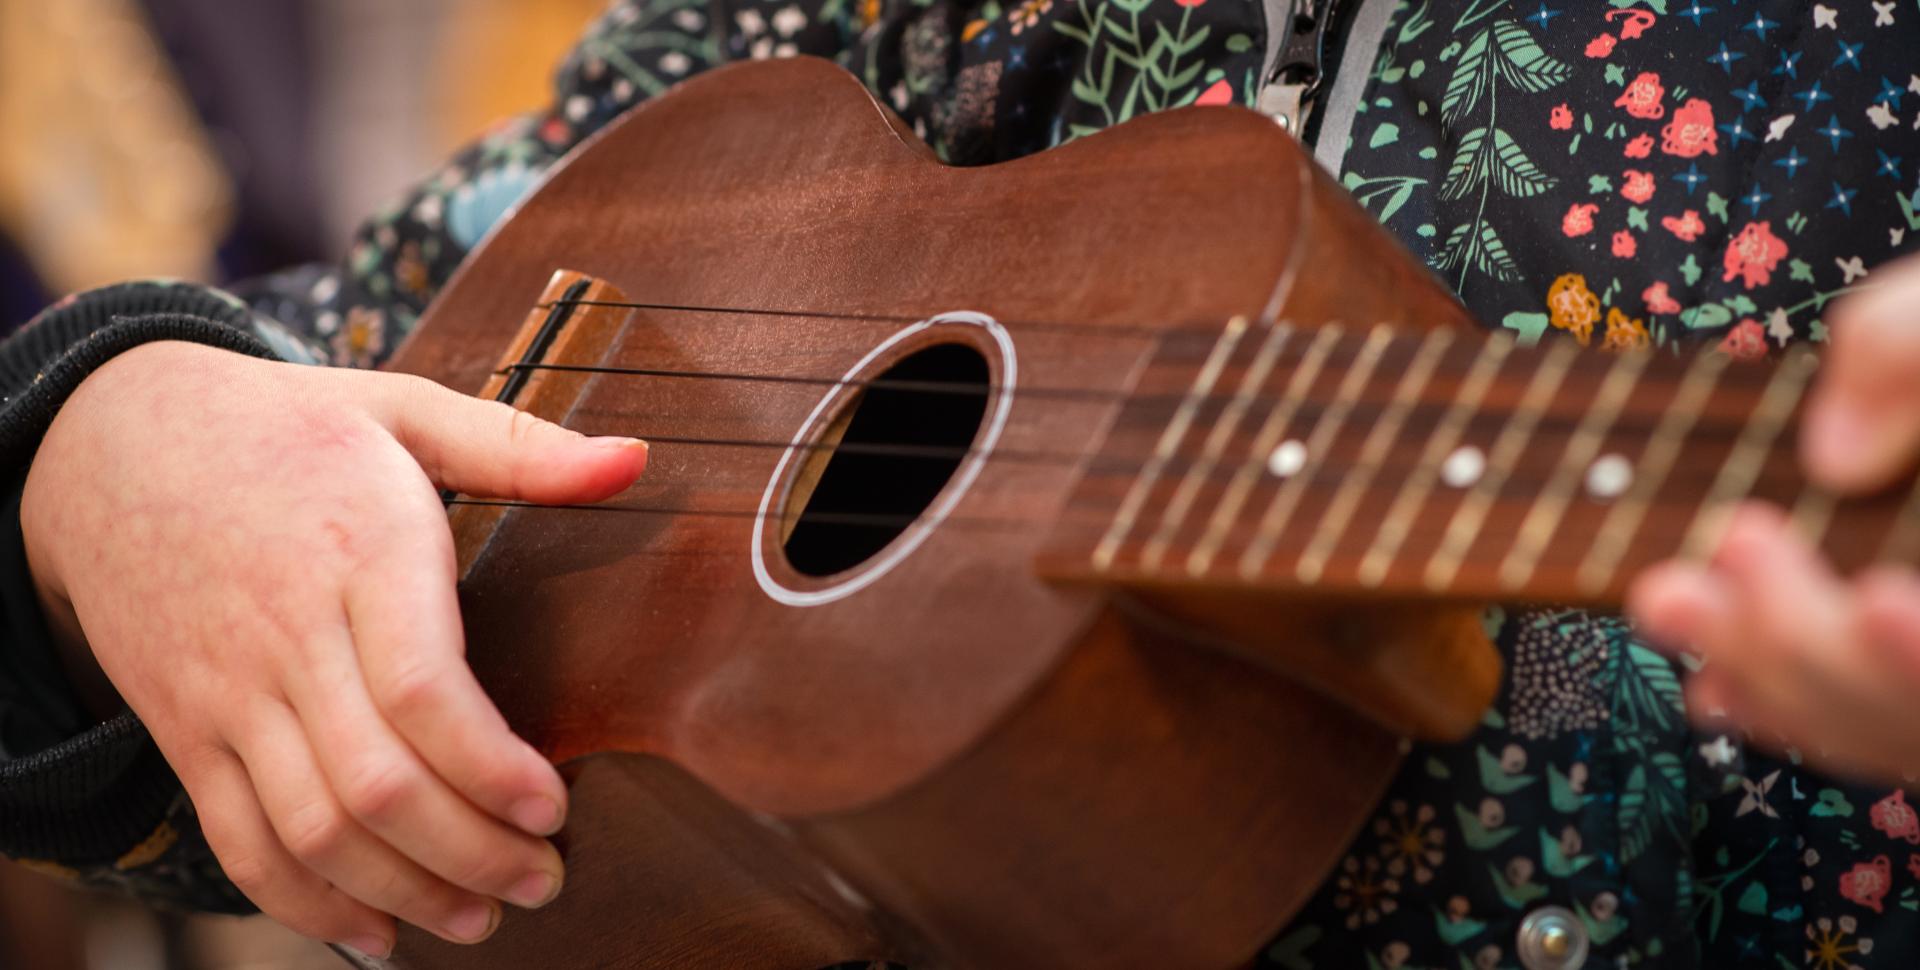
[546,298,1212,340]
[461,413,1821,536]
[486,306,1809,530]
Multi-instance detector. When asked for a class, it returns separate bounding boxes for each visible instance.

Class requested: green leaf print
[1437,220,1523,282]
[1489,20,1572,92]
[1454,803,1520,850]
[1475,745,1539,794]
[1431,19,1567,288]
[1054,0,1217,132]
[1501,310,1550,344]
[1539,827,1593,877]
[1440,29,1492,127]
[1491,863,1551,907]
[1616,754,1687,865]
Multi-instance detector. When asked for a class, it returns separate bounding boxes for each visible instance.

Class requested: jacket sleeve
[0,0,858,913]
[0,282,306,913]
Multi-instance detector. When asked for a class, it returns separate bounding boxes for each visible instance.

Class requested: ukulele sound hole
[782,342,991,577]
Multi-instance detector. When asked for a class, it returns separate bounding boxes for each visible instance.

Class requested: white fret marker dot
[1441,446,1484,488]
[1586,453,1634,500]
[1267,440,1308,478]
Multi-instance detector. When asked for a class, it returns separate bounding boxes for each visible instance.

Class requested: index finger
[1802,254,1920,493]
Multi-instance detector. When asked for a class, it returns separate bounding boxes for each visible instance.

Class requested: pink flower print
[1643,281,1681,314]
[1624,133,1654,158]
[1586,34,1618,58]
[1621,170,1655,204]
[1550,103,1574,130]
[1719,319,1769,361]
[1612,230,1638,258]
[1840,856,1892,913]
[1614,72,1666,119]
[1662,98,1719,157]
[1871,790,1920,844]
[1195,80,1234,106]
[1722,221,1788,289]
[1910,854,1920,880]
[1562,203,1599,237]
[1606,8,1656,40]
[1662,209,1706,241]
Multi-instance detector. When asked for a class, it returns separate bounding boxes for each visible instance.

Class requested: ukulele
[367,57,1913,969]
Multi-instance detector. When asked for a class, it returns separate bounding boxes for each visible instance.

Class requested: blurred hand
[21,341,648,957]
[1630,255,1920,785]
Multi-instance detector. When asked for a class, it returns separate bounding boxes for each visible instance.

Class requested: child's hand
[20,341,648,957]
[1630,256,1920,786]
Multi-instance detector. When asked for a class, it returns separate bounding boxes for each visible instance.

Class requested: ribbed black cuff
[0,285,277,866]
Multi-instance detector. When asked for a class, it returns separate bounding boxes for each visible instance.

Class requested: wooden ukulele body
[381,57,1493,969]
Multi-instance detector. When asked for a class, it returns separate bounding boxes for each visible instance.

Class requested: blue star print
[1827,181,1858,215]
[1673,163,1708,195]
[1719,117,1757,147]
[1710,42,1745,74]
[1834,40,1865,72]
[1795,81,1834,112]
[1742,12,1778,38]
[1774,147,1809,178]
[1819,115,1856,151]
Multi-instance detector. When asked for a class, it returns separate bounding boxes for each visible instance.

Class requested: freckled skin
[21,341,646,954]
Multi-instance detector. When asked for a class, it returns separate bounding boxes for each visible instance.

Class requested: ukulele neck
[1037,317,1920,607]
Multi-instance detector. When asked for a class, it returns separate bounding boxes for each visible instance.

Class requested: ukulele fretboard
[1037,317,1920,606]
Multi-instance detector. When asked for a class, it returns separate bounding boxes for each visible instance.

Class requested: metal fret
[1423,339,1581,592]
[1787,488,1838,552]
[1238,325,1396,579]
[1092,316,1250,571]
[1294,329,1456,584]
[1356,333,1516,588]
[1576,351,1728,595]
[1138,324,1294,570]
[1186,325,1346,575]
[1497,350,1652,590]
[1678,348,1821,563]
[1878,476,1920,566]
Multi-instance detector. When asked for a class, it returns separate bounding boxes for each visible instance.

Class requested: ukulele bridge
[448,269,636,575]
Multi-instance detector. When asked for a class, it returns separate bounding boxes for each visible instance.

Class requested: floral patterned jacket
[2,0,1919,967]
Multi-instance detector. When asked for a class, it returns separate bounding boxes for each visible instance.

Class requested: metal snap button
[1517,905,1589,970]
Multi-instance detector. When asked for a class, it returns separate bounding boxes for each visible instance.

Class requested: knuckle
[444,842,520,892]
[504,407,547,450]
[379,656,447,713]
[283,800,352,863]
[217,849,276,897]
[340,757,416,824]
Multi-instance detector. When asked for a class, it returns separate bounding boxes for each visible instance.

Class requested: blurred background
[0,0,604,965]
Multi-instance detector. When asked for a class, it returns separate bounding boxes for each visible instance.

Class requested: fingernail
[588,436,648,453]
[510,795,563,835]
[445,903,497,943]
[344,936,393,960]
[508,870,562,909]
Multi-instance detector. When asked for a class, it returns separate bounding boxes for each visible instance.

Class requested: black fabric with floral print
[4,0,1920,965]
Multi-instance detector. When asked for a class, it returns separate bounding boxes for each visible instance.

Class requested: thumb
[1801,257,1920,494]
[374,375,648,504]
